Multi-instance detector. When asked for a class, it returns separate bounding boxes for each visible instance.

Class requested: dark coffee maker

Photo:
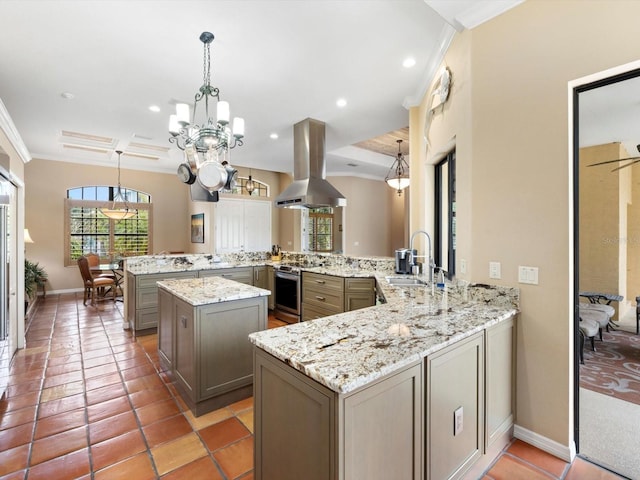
[395,248,416,274]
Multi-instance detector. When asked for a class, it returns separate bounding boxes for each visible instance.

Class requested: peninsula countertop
[249,285,518,394]
[157,276,270,306]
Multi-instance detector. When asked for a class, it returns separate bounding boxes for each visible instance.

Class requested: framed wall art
[191,213,204,243]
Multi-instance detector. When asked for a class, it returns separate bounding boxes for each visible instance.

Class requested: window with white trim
[64,186,152,266]
[303,207,334,252]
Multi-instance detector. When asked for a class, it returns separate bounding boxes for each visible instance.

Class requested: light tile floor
[0,294,628,479]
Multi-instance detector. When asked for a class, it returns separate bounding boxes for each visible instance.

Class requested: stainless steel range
[274,263,303,323]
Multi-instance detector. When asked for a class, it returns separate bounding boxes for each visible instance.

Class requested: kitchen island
[249,284,518,480]
[157,276,269,416]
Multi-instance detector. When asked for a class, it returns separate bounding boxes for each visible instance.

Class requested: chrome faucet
[409,230,435,283]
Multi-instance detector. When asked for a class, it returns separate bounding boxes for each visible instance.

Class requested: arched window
[64,186,152,266]
[225,177,270,197]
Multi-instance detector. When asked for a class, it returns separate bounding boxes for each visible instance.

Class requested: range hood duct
[275,118,347,209]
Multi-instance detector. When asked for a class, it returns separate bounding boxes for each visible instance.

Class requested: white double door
[214,198,272,253]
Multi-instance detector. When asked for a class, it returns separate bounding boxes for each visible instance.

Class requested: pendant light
[100,150,137,220]
[245,169,256,194]
[385,139,410,196]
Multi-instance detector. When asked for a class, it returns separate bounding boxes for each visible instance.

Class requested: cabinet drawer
[345,277,375,293]
[303,286,343,313]
[302,303,337,322]
[136,306,158,330]
[303,272,344,292]
[199,267,253,285]
[136,271,197,289]
[137,288,158,309]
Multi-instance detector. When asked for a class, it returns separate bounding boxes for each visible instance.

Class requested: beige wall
[411,29,473,277]
[579,143,629,319]
[276,173,402,257]
[25,158,190,292]
[412,0,640,449]
[26,159,400,292]
[331,176,403,257]
[628,159,640,309]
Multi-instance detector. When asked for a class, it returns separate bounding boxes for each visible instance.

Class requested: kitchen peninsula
[157,276,269,416]
[125,252,519,478]
[249,282,518,480]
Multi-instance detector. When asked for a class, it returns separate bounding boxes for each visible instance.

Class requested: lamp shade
[385,139,410,195]
[24,229,34,244]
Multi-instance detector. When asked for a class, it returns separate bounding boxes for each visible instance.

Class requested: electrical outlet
[454,406,463,436]
[489,261,501,279]
[518,266,539,285]
[460,259,467,274]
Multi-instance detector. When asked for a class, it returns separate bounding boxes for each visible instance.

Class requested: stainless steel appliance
[274,263,302,324]
[275,118,347,209]
[395,248,415,274]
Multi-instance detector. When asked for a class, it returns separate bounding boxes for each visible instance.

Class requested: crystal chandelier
[385,139,410,196]
[100,150,137,220]
[168,32,244,154]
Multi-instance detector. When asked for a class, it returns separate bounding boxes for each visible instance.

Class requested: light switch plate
[489,261,501,279]
[518,266,539,285]
[460,259,467,274]
[454,406,463,436]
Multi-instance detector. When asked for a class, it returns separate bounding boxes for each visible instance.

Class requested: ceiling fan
[588,144,640,172]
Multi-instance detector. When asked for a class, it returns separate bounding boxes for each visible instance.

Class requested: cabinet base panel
[175,382,254,417]
[133,327,157,337]
[461,427,513,480]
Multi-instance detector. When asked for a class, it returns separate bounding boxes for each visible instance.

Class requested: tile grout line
[136,328,233,479]
[98,299,163,479]
[75,292,98,479]
[501,451,563,479]
[22,294,58,479]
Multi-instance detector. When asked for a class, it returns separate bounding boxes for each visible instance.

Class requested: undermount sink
[385,276,427,287]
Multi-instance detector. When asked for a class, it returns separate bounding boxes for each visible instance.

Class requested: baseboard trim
[513,424,576,462]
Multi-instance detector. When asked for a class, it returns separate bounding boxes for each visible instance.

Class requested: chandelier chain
[203,40,210,90]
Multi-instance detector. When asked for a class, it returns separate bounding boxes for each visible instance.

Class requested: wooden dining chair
[77,256,116,306]
[86,253,117,281]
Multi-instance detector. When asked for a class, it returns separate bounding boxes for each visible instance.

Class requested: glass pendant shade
[245,173,255,194]
[385,139,410,196]
[100,150,137,220]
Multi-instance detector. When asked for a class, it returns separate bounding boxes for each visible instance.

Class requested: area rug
[580,329,640,405]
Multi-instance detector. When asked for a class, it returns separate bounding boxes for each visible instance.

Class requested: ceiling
[0,0,522,180]
[579,73,640,163]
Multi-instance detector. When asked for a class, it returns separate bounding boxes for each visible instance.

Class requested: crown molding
[0,98,31,164]
[403,23,456,109]
[425,0,525,32]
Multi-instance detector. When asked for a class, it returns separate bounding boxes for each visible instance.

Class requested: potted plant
[25,259,48,306]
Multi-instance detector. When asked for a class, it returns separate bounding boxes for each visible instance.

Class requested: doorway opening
[572,62,640,480]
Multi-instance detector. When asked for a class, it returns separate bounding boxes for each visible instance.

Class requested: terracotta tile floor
[0,294,628,479]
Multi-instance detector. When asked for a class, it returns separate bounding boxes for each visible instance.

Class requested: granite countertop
[157,276,270,306]
[249,285,518,395]
[132,253,518,394]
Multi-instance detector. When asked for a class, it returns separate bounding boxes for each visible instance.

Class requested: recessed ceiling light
[60,92,75,100]
[270,133,278,140]
[149,105,161,113]
[336,98,347,108]
[402,57,416,68]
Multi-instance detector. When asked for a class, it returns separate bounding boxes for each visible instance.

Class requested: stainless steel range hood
[275,118,347,209]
